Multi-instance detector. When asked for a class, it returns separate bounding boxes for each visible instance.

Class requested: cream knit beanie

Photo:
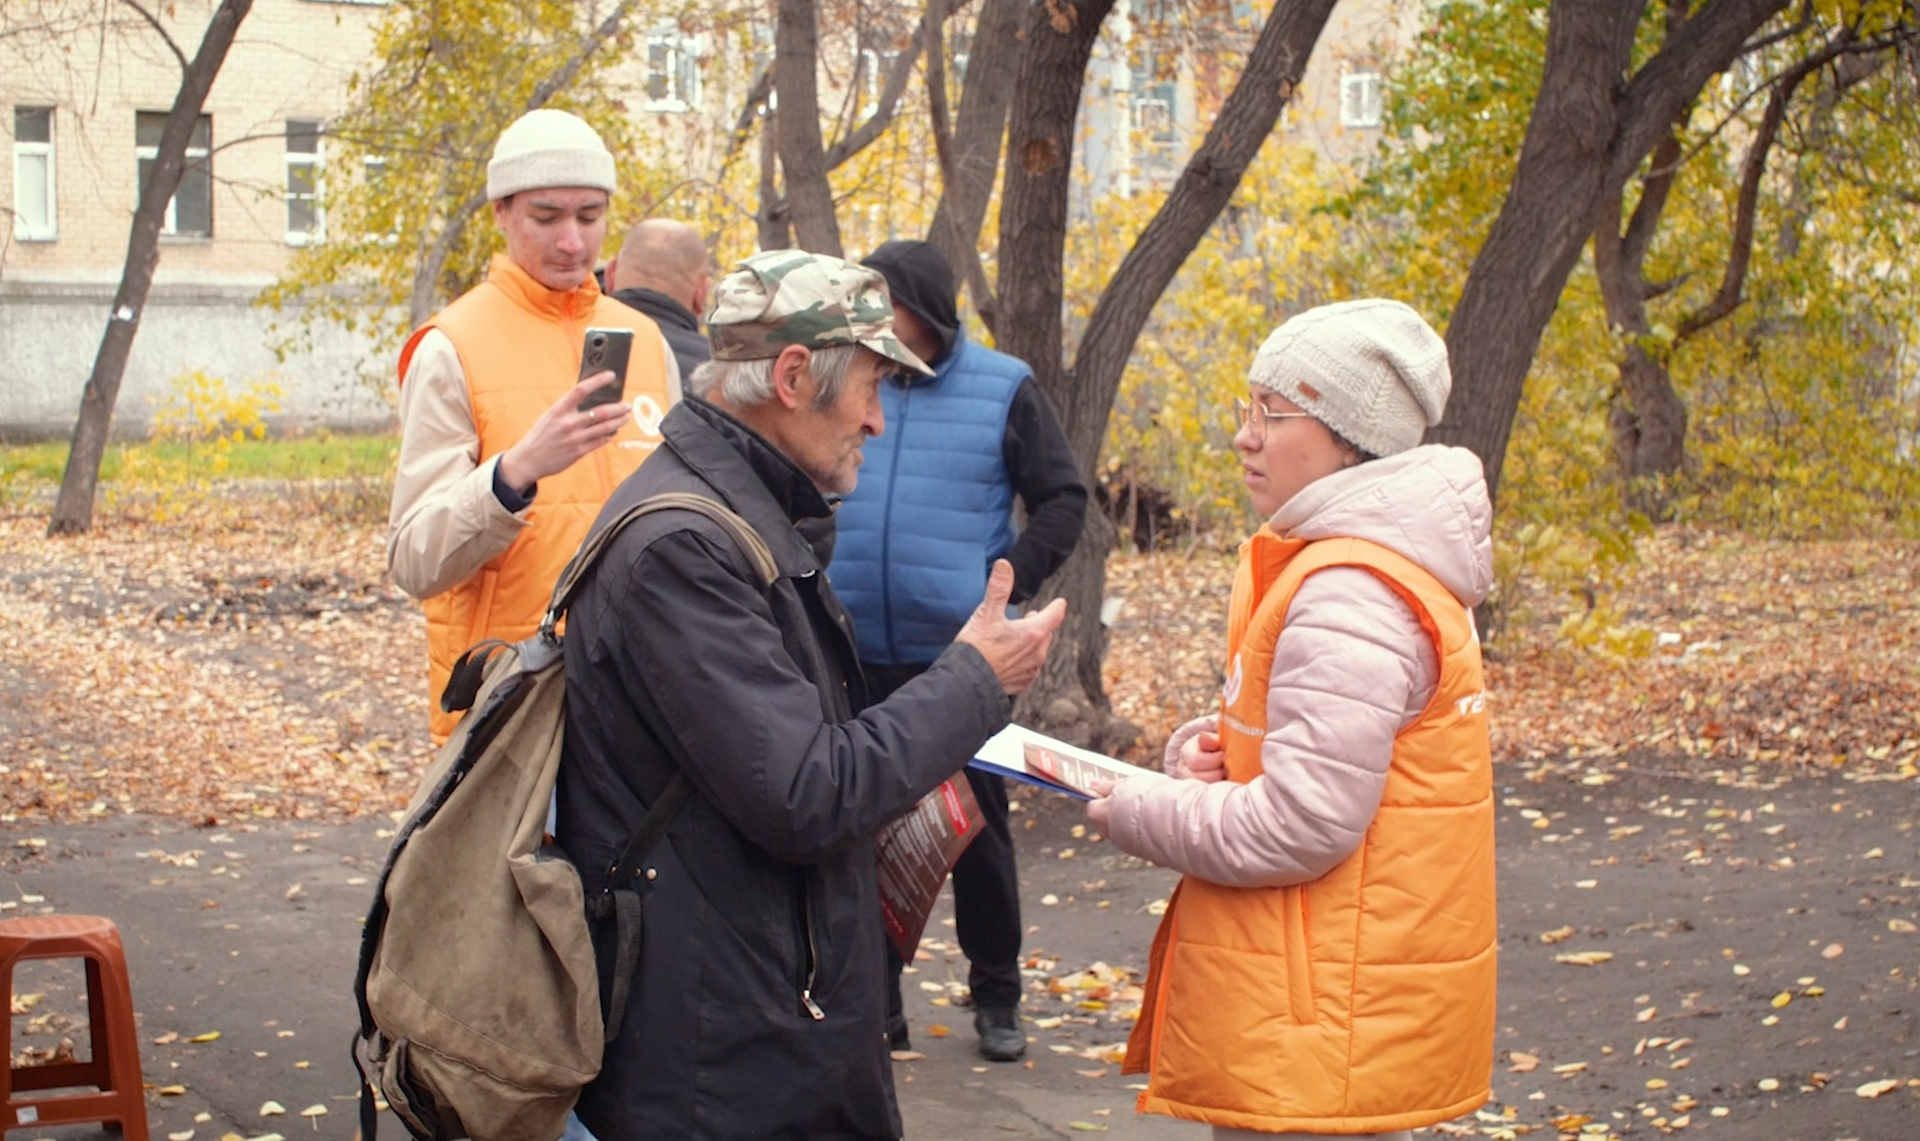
[486,109,616,201]
[1247,299,1450,457]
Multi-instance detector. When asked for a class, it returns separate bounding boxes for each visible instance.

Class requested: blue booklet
[968,724,1152,801]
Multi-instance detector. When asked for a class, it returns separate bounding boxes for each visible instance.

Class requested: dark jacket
[556,396,1010,1141]
[610,285,713,381]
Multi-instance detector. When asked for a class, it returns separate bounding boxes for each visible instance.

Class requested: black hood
[861,239,959,364]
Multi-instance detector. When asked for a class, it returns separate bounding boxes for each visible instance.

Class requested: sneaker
[973,1005,1026,1062]
[887,1015,912,1052]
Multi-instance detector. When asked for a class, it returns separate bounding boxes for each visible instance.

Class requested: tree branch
[1065,0,1340,466]
[924,0,1000,329]
[776,0,843,254]
[1674,28,1851,342]
[116,0,187,70]
[1608,0,1793,195]
[721,65,775,170]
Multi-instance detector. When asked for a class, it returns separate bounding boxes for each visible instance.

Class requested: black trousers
[866,662,1024,1012]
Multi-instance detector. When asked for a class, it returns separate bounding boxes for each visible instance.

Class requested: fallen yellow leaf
[259,1100,286,1116]
[1890,919,1917,934]
[1555,951,1613,966]
[157,1084,188,1096]
[925,1024,950,1039]
[1856,1078,1900,1098]
[9,992,44,1014]
[1771,991,1793,1008]
[187,1031,221,1043]
[1538,926,1575,944]
[298,1105,327,1118]
[1508,1051,1540,1073]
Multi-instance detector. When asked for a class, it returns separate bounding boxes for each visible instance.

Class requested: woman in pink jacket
[1089,300,1497,1140]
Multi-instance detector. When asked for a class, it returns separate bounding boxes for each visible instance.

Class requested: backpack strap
[540,491,778,639]
[568,491,778,1043]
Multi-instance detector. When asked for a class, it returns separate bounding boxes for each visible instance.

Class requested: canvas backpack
[352,492,776,1141]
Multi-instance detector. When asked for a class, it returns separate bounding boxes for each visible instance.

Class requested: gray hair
[689,344,868,411]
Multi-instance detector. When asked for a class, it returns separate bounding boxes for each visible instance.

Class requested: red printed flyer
[874,777,982,962]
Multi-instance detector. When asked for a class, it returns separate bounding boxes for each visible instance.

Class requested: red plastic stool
[2,915,149,1140]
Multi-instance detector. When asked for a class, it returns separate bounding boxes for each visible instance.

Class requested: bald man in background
[605,218,714,380]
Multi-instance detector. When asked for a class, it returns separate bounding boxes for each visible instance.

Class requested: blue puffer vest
[832,334,1025,666]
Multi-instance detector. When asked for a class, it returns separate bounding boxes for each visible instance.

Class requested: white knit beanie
[486,109,616,201]
[1247,299,1450,458]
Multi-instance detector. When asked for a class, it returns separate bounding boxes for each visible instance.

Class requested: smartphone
[576,327,633,411]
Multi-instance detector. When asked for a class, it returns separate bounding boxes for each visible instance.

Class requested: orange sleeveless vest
[1123,530,1496,1134]
[399,254,675,742]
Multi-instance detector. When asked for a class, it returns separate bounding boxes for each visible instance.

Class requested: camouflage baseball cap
[706,250,933,375]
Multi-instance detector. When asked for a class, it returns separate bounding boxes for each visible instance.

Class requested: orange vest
[1124,531,1496,1134]
[399,254,675,742]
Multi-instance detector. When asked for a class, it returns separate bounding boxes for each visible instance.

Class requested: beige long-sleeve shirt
[385,327,681,600]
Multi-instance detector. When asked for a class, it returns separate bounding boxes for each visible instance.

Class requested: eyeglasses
[1232,398,1316,443]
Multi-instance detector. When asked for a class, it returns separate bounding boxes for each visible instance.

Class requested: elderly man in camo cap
[557,249,1066,1139]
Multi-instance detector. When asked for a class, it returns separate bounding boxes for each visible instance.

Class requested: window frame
[1339,71,1384,129]
[12,105,57,242]
[285,118,325,246]
[644,27,701,113]
[135,110,214,239]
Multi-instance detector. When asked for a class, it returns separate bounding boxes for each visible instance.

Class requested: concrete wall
[0,277,393,441]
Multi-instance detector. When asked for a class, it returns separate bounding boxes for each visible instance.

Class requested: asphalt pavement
[5,760,1919,1140]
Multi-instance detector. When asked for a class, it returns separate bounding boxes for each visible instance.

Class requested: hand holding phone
[497,332,637,495]
[576,327,634,411]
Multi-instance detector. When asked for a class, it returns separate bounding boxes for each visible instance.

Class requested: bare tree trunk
[927,0,1025,311]
[991,0,1118,747]
[49,0,253,536]
[776,0,843,256]
[1431,0,1790,501]
[1607,347,1690,492]
[1594,125,1689,501]
[1599,28,1863,503]
[757,104,794,250]
[1001,0,1339,753]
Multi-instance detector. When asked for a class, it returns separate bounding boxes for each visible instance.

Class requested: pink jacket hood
[1269,444,1493,609]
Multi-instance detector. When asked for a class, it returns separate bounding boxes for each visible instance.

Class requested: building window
[1133,80,1178,147]
[1339,72,1383,129]
[135,110,213,238]
[646,29,700,112]
[12,106,56,241]
[286,119,323,245]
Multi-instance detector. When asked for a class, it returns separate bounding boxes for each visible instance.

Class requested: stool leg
[1,948,16,1109]
[87,958,125,1133]
[97,949,150,1141]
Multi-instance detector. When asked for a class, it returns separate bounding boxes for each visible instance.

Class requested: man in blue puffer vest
[832,239,1088,1062]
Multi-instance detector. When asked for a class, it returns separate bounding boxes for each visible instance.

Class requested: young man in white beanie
[386,108,681,743]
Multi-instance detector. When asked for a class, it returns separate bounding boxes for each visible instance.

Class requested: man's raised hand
[955,559,1067,696]
[496,374,633,496]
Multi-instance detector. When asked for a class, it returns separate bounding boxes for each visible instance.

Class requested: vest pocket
[1284,886,1314,1026]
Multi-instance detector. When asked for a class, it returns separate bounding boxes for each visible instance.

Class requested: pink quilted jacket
[1105,445,1493,887]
